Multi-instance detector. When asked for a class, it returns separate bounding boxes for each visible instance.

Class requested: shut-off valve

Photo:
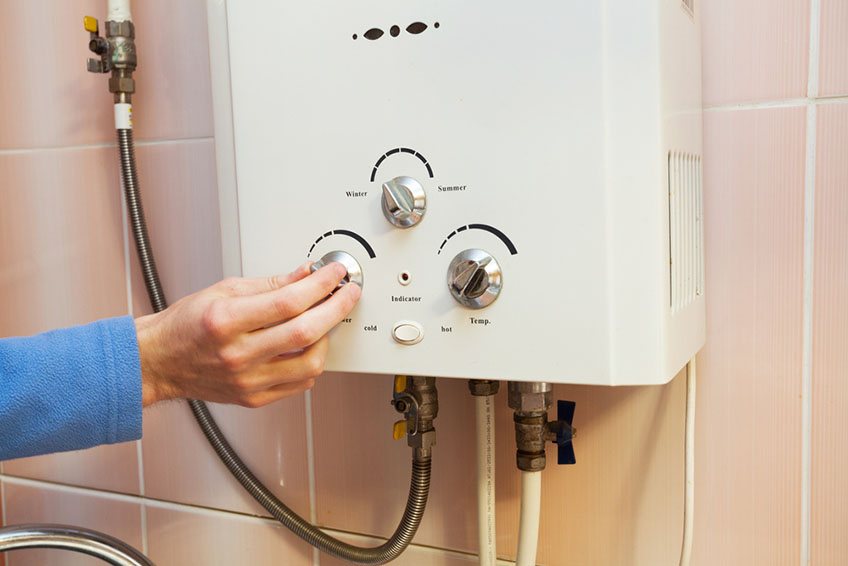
[508,382,576,471]
[391,375,438,460]
[84,15,137,101]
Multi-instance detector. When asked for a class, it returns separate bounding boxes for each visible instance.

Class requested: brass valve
[84,15,137,100]
[390,375,438,457]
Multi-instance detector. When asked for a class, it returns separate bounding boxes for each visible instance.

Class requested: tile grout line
[800,1,821,565]
[119,153,150,557]
[0,136,214,156]
[1,479,5,566]
[303,389,320,566]
[703,94,848,112]
[807,0,822,100]
[2,478,6,525]
[800,103,816,566]
[0,474,508,562]
[317,526,517,565]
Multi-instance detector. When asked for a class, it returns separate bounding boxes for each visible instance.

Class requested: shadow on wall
[311,368,686,564]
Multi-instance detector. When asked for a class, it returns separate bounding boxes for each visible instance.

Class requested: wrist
[135,313,178,406]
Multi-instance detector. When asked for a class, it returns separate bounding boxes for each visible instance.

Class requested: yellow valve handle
[394,375,407,394]
[392,420,407,440]
[84,16,99,33]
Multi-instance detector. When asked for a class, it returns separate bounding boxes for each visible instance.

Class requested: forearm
[0,316,142,461]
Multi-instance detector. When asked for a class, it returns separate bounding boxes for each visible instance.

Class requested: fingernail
[349,281,362,299]
[332,262,348,279]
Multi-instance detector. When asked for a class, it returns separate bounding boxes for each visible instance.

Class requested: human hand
[134,262,360,408]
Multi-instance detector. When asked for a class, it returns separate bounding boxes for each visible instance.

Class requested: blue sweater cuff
[102,315,144,445]
[0,315,143,461]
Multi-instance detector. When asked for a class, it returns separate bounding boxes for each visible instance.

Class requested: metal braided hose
[117,127,431,564]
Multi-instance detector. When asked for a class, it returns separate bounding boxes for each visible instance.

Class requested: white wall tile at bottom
[146,503,313,566]
[2,480,143,566]
[317,529,515,566]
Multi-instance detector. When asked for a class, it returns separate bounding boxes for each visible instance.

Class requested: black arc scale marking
[370,147,434,182]
[438,224,519,255]
[308,229,376,259]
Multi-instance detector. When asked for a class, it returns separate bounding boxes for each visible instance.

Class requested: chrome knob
[447,249,502,309]
[310,250,364,289]
[381,176,426,228]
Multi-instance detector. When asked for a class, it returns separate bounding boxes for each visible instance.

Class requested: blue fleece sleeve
[0,316,142,461]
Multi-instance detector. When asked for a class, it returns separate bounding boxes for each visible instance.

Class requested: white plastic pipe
[475,394,497,566]
[678,357,697,566]
[108,0,133,22]
[516,471,542,566]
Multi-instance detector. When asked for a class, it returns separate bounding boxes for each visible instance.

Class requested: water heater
[206,0,705,385]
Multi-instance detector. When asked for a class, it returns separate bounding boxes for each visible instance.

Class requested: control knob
[381,176,426,228]
[310,250,364,289]
[447,249,502,309]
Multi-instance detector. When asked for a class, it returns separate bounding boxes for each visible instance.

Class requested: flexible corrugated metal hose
[118,127,431,564]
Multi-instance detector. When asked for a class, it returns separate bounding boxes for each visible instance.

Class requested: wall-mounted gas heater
[208,0,705,386]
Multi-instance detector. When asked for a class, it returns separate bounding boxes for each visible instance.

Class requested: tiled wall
[696,1,847,565]
[0,2,845,566]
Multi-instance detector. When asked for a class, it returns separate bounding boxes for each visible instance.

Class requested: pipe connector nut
[109,75,135,94]
[105,20,135,39]
[508,390,552,414]
[468,379,500,397]
[408,429,437,450]
[516,452,547,472]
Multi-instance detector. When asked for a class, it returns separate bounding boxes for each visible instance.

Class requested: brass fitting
[508,382,552,471]
[85,16,137,102]
[392,376,439,461]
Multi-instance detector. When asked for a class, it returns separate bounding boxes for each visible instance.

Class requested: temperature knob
[381,176,426,228]
[310,250,364,289]
[447,249,502,309]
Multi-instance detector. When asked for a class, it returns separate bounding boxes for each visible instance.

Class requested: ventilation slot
[668,152,703,314]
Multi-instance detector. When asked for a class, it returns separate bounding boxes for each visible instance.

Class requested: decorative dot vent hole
[353,21,440,40]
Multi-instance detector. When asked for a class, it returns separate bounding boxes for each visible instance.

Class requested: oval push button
[392,321,424,345]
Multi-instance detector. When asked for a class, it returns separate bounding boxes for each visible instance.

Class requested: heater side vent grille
[668,152,704,314]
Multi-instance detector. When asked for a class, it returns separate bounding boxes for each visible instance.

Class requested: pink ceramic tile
[126,140,222,316]
[1,484,3,566]
[3,443,140,496]
[131,0,214,142]
[3,480,143,566]
[702,0,810,105]
[0,0,211,151]
[146,504,311,566]
[0,0,114,150]
[691,107,806,565]
[811,104,848,565]
[320,530,482,566]
[129,140,312,517]
[819,1,848,96]
[312,372,686,565]
[142,398,311,518]
[312,374,478,550]
[0,146,139,494]
[1,481,4,566]
[0,147,127,338]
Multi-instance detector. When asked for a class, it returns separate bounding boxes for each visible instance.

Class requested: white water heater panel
[207,0,705,385]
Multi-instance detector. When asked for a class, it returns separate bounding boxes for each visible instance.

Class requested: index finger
[218,262,312,296]
[245,281,361,358]
[227,262,349,331]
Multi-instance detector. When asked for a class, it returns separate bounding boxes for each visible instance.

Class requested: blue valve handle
[552,400,576,465]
